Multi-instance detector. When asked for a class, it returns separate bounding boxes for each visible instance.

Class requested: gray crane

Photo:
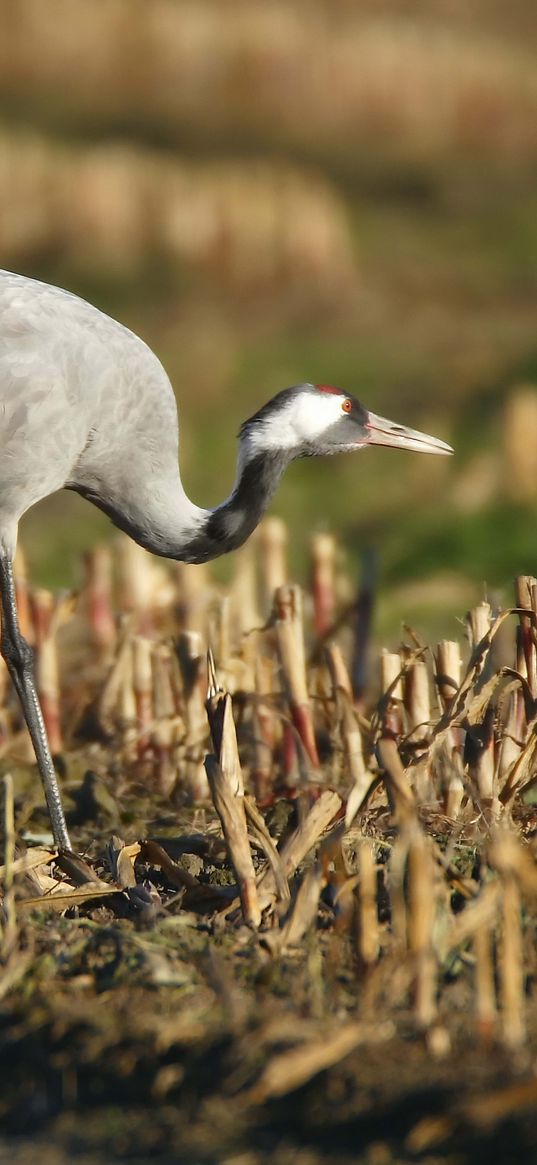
[0,269,452,850]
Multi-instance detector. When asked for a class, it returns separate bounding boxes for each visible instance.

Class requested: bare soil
[0,793,536,1165]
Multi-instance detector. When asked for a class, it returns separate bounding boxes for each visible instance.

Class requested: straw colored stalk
[174,561,211,634]
[311,532,336,639]
[500,728,537,808]
[405,660,430,748]
[342,700,373,824]
[435,640,462,712]
[212,596,231,677]
[280,863,323,948]
[252,652,277,804]
[177,627,206,707]
[262,863,323,955]
[117,537,159,634]
[151,644,175,723]
[500,872,525,1047]
[248,1023,374,1107]
[497,618,531,789]
[116,636,137,763]
[404,659,433,801]
[463,601,501,819]
[377,736,414,821]
[515,621,527,683]
[274,584,319,770]
[491,834,526,1048]
[83,545,116,655]
[97,626,134,731]
[259,518,288,614]
[510,621,530,761]
[177,631,210,801]
[132,636,153,757]
[515,575,537,699]
[244,796,290,908]
[380,650,404,738]
[185,757,211,806]
[389,831,410,949]
[31,589,62,756]
[255,789,342,914]
[151,644,179,796]
[2,774,17,959]
[466,600,492,654]
[147,712,174,796]
[503,389,537,502]
[325,644,371,826]
[474,920,497,1038]
[214,595,254,699]
[434,640,464,818]
[497,682,524,791]
[229,541,260,641]
[357,839,379,965]
[210,593,253,697]
[407,824,437,1028]
[205,689,261,928]
[325,642,353,702]
[467,706,498,823]
[280,790,342,876]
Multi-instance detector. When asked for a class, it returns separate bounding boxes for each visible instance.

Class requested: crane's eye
[341,398,352,414]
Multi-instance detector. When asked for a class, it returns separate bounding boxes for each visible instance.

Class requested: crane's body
[0,269,203,559]
[0,269,453,850]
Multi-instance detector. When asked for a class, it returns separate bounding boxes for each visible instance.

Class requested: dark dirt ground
[0,792,536,1165]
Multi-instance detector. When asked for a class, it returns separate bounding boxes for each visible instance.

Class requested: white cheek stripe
[247,394,344,452]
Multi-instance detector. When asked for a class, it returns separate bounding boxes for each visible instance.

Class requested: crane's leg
[0,552,71,851]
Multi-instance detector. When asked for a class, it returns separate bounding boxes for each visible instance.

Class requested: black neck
[180,449,290,564]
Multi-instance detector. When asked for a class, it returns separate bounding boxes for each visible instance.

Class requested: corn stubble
[1,531,537,1142]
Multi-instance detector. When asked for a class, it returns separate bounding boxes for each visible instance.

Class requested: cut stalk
[205,686,261,928]
[259,517,288,612]
[132,636,153,757]
[357,840,379,965]
[84,545,116,654]
[474,920,497,1038]
[274,584,319,770]
[435,640,464,818]
[407,825,437,1029]
[31,589,62,756]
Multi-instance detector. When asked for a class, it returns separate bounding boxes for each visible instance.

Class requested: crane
[0,269,453,850]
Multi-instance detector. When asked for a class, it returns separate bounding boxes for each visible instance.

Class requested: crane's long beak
[365,411,453,456]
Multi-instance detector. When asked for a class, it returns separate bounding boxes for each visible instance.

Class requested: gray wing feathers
[0,269,181,521]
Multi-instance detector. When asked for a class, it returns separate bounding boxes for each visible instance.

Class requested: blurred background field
[2,0,537,639]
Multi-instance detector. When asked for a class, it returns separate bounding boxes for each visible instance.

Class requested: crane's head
[239,383,452,462]
[186,383,452,562]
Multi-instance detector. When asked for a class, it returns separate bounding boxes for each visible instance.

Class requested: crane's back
[0,270,182,543]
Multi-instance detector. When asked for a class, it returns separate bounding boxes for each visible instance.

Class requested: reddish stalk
[274,584,319,770]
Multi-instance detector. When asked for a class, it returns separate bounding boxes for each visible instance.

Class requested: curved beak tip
[365,411,453,457]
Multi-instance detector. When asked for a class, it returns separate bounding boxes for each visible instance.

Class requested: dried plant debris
[0,536,536,1162]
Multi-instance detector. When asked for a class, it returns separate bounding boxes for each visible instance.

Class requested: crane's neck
[177,446,291,563]
[75,442,292,564]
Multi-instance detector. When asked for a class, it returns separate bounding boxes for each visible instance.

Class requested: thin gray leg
[0,553,71,850]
